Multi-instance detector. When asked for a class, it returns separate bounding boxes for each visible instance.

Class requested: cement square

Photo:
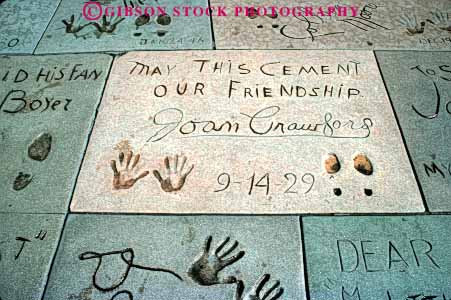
[0,0,61,54]
[35,0,213,54]
[70,50,423,214]
[0,213,65,300]
[302,216,451,300]
[43,214,305,300]
[211,0,451,50]
[376,51,451,212]
[0,54,112,213]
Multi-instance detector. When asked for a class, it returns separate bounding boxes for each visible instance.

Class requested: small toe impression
[13,172,33,191]
[364,188,373,196]
[333,188,342,196]
[324,153,341,174]
[353,153,373,176]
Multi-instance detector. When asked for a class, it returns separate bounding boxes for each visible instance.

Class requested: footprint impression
[13,133,53,191]
[324,153,374,197]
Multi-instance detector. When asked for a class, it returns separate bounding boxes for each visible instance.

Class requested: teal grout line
[299,217,311,300]
[7,48,451,57]
[3,211,451,216]
[373,50,431,213]
[63,211,450,217]
[207,0,217,50]
[32,0,64,55]
[38,54,116,300]
[39,212,69,300]
[64,54,117,214]
[24,49,451,56]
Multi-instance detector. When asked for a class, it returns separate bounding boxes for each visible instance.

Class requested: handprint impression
[428,11,451,32]
[236,274,284,300]
[153,155,194,192]
[187,236,245,286]
[398,13,425,35]
[62,14,91,34]
[110,151,149,190]
[92,15,125,38]
[61,14,124,39]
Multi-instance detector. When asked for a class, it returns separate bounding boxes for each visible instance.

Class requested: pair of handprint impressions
[110,151,194,193]
[398,11,451,36]
[62,14,125,39]
[79,236,284,300]
[61,12,172,40]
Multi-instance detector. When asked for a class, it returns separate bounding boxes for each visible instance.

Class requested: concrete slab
[35,0,213,54]
[0,213,65,300]
[211,0,451,50]
[70,50,423,214]
[0,54,112,213]
[303,216,451,300]
[376,51,451,212]
[0,0,61,54]
[43,214,305,300]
